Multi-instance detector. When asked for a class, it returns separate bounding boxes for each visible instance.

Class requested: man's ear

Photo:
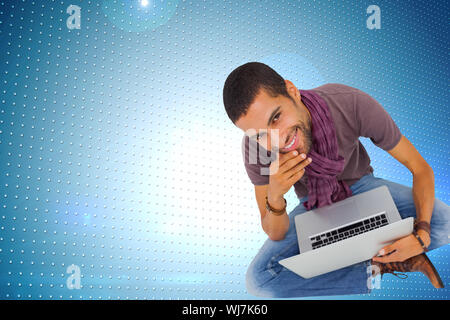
[284,79,292,88]
[284,79,300,100]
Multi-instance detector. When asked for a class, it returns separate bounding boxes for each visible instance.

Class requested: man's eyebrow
[267,105,281,126]
[247,105,281,139]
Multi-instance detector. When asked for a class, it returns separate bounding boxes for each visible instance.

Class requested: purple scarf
[299,89,352,210]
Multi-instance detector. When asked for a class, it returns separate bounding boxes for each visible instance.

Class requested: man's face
[235,81,312,156]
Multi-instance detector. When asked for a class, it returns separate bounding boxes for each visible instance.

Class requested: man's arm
[253,151,312,241]
[372,135,433,263]
[387,134,433,243]
[254,184,289,241]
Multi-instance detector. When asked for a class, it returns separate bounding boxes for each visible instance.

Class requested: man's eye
[273,112,281,122]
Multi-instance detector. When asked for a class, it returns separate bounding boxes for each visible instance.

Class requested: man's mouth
[281,127,300,152]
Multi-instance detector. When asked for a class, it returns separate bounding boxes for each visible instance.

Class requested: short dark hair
[222,62,294,124]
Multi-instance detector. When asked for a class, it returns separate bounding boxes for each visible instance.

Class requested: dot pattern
[0,0,448,300]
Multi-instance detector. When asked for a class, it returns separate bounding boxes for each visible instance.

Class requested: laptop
[278,185,414,278]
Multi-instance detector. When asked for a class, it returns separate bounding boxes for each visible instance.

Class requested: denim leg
[245,199,371,298]
[246,174,376,298]
[245,172,450,298]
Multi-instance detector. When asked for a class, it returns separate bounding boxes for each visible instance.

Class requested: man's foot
[371,253,444,289]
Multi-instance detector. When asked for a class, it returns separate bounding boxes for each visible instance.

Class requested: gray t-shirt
[241,83,402,200]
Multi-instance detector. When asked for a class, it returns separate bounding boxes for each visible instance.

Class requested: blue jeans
[245,173,450,298]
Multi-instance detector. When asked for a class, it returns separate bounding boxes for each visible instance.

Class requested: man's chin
[276,146,306,156]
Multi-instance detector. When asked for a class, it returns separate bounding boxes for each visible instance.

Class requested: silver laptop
[279,186,414,278]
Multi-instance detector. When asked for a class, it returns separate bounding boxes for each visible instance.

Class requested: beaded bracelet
[412,229,428,252]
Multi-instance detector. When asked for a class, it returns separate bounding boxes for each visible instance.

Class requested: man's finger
[372,250,400,263]
[377,244,396,257]
[272,150,300,173]
[285,157,312,178]
[280,152,309,172]
[371,242,398,262]
[278,150,300,165]
[269,150,296,175]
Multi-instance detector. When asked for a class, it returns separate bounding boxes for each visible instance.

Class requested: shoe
[371,253,444,289]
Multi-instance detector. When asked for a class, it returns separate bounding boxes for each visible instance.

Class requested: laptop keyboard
[310,213,389,250]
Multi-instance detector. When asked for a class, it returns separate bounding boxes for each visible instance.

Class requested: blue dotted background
[0,0,448,300]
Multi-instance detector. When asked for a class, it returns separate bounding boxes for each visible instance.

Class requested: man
[222,62,450,298]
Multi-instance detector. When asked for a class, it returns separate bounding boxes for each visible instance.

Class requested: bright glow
[140,0,149,7]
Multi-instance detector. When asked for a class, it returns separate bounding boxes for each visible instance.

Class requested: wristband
[265,196,287,216]
[414,219,431,235]
[412,229,429,252]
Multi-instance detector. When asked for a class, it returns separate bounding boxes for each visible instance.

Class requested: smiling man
[222,62,450,298]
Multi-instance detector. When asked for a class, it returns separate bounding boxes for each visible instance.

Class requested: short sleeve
[354,89,402,151]
[241,135,270,186]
